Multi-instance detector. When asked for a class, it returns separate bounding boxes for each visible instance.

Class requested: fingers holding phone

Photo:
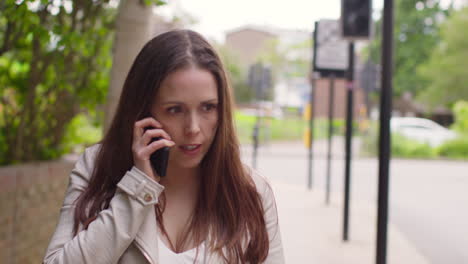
[132,117,174,181]
[144,129,171,178]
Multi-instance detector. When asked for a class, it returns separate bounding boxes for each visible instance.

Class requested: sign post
[248,63,272,169]
[341,0,372,242]
[377,0,394,263]
[312,19,348,200]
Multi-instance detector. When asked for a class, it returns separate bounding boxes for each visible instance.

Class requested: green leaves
[62,112,103,154]
[0,0,116,164]
[417,7,468,107]
[366,0,450,97]
[142,0,167,6]
[450,101,468,135]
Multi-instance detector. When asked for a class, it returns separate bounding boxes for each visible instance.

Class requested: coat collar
[134,206,159,264]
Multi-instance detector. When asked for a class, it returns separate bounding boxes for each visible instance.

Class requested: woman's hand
[132,117,174,182]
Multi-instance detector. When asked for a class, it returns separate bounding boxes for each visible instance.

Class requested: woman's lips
[179,144,202,156]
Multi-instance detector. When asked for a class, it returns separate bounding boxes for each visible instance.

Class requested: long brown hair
[73,30,269,263]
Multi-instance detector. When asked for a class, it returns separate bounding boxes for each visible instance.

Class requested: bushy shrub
[434,100,468,159]
[62,113,103,155]
[391,133,438,158]
[451,101,468,135]
[361,123,437,159]
[0,2,115,165]
[437,136,468,159]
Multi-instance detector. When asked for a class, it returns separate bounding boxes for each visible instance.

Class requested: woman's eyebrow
[202,99,218,103]
[161,99,218,105]
[161,101,183,105]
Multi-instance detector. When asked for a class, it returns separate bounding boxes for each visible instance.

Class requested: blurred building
[225,25,368,119]
[225,26,312,110]
[225,26,278,68]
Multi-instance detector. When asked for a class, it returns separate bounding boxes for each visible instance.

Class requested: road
[240,139,468,264]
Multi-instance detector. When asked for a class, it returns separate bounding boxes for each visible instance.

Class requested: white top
[157,234,207,264]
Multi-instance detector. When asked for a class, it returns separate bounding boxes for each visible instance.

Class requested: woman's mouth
[179,144,202,156]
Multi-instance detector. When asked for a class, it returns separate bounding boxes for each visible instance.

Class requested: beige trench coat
[43,144,285,263]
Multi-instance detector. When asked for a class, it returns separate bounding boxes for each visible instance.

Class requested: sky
[155,0,462,43]
[156,0,384,43]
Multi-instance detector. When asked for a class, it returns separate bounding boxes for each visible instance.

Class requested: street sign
[313,19,349,77]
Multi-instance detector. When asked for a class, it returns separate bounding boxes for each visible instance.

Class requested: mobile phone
[144,127,170,177]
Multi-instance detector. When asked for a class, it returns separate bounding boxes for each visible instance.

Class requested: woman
[43,29,284,264]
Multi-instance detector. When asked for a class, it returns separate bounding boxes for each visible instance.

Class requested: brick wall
[314,78,366,119]
[0,160,75,264]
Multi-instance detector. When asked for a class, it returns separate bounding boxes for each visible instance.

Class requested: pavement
[240,139,431,264]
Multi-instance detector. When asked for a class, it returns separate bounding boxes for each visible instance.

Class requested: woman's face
[151,66,219,170]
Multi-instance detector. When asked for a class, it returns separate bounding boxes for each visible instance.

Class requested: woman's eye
[202,103,217,112]
[167,106,182,114]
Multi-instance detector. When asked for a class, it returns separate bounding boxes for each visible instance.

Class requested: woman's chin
[173,158,203,170]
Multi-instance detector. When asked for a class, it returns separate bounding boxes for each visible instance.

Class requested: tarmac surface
[240,139,434,264]
[271,183,429,264]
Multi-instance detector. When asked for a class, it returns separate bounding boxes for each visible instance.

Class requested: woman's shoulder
[79,143,102,171]
[242,164,274,198]
[242,164,280,219]
[70,143,102,185]
[83,143,102,159]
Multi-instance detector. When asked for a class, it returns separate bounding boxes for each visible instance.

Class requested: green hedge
[438,137,468,159]
[391,133,438,158]
[233,111,347,144]
[361,123,468,160]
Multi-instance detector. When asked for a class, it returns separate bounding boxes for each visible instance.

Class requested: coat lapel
[134,206,159,263]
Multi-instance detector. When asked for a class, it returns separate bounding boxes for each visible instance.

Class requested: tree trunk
[13,36,41,162]
[104,0,155,133]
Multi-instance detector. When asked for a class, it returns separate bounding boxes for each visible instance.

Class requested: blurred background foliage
[0,0,166,165]
[0,0,116,165]
[234,111,347,145]
[417,7,468,107]
[451,101,468,134]
[365,0,451,98]
[360,2,468,160]
[366,1,468,109]
[216,44,254,104]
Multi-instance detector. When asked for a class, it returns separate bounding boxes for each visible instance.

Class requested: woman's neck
[160,165,200,197]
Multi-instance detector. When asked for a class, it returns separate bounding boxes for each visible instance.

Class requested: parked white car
[390,117,457,147]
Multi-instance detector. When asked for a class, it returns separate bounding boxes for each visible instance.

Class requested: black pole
[252,116,259,169]
[252,63,262,169]
[343,42,355,241]
[307,74,316,190]
[377,0,394,263]
[325,74,335,205]
[308,26,319,190]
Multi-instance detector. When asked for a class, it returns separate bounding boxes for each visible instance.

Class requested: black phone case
[149,137,170,177]
[144,126,170,177]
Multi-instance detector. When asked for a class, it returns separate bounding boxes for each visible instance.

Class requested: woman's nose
[184,113,201,135]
